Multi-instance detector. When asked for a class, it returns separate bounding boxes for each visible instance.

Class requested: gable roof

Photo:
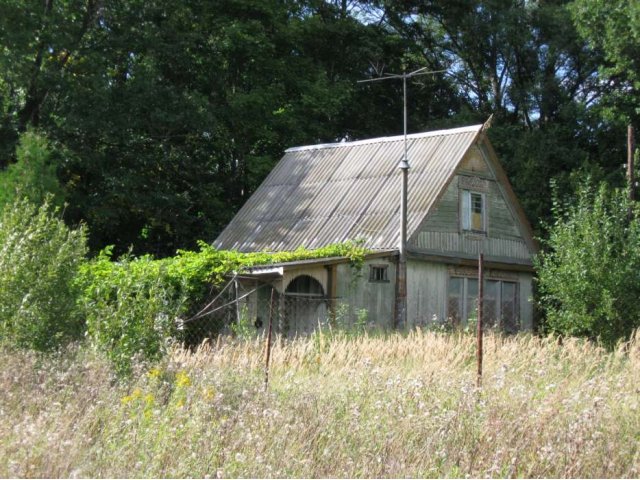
[214,124,487,252]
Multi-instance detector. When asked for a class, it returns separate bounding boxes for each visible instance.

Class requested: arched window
[285,275,324,297]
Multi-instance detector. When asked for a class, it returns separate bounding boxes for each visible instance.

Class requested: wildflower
[176,371,191,388]
[203,386,215,400]
[148,367,162,379]
[121,387,143,405]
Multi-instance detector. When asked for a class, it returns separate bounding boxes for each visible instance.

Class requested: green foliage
[78,240,369,372]
[0,131,63,210]
[571,0,640,120]
[536,181,640,347]
[77,250,182,375]
[0,0,460,257]
[229,305,256,340]
[165,239,368,302]
[0,198,87,350]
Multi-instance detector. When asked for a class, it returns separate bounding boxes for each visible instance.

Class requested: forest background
[1,0,638,258]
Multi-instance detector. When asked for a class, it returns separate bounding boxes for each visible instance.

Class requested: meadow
[1,330,639,478]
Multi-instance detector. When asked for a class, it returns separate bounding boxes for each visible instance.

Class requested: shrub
[0,198,87,350]
[78,240,369,373]
[536,181,640,347]
[78,250,184,375]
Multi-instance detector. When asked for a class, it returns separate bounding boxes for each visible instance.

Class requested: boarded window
[483,280,499,327]
[465,278,478,321]
[501,282,519,333]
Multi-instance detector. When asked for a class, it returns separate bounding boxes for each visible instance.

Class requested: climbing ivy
[77,240,369,373]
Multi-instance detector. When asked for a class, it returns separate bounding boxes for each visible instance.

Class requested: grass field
[1,330,639,478]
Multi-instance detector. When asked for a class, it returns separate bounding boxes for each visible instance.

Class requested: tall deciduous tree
[571,0,640,122]
[373,0,627,233]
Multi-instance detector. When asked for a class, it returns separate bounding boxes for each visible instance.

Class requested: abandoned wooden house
[213,124,537,335]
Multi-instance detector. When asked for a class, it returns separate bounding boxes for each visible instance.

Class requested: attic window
[369,265,389,283]
[461,190,486,232]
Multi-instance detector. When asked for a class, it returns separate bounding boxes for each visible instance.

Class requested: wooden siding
[409,146,533,263]
[412,231,531,260]
[407,261,448,325]
[518,271,533,330]
[407,259,534,329]
[335,259,395,328]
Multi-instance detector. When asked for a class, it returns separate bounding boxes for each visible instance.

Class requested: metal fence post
[264,287,275,391]
[477,252,484,388]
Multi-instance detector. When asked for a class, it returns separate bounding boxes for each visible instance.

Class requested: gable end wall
[409,145,533,263]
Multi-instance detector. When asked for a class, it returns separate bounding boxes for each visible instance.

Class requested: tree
[536,181,640,347]
[571,0,640,122]
[2,0,457,256]
[0,131,64,211]
[0,198,87,351]
[372,0,624,235]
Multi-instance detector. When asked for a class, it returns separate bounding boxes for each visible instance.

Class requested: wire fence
[180,280,340,346]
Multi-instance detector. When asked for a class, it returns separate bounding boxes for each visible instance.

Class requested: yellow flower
[148,367,162,379]
[121,387,143,405]
[203,386,216,400]
[176,371,191,388]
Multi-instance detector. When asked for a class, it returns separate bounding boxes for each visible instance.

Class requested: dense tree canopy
[0,0,637,256]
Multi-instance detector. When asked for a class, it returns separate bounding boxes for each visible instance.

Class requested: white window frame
[461,190,486,233]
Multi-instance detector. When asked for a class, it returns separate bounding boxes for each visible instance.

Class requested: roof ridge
[285,124,483,153]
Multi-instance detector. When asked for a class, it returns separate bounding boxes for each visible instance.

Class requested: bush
[78,240,369,373]
[0,198,87,350]
[536,181,640,347]
[78,250,184,375]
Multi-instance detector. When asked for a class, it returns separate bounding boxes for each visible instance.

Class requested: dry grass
[1,330,640,478]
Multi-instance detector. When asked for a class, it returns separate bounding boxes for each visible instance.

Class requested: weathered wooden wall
[410,145,533,264]
[335,258,396,329]
[406,260,534,329]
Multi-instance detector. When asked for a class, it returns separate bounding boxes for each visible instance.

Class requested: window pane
[448,277,463,326]
[471,193,483,213]
[501,282,518,333]
[471,193,483,230]
[369,265,388,282]
[461,191,471,230]
[465,278,478,323]
[483,280,499,327]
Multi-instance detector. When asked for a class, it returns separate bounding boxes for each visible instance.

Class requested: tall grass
[1,331,639,477]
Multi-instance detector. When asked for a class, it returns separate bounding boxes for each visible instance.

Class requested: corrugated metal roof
[214,124,483,252]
